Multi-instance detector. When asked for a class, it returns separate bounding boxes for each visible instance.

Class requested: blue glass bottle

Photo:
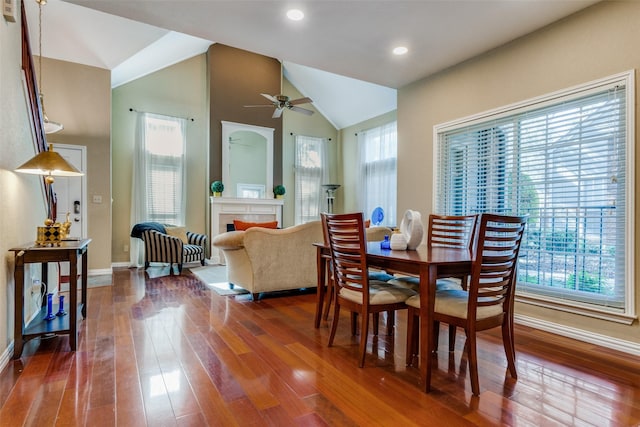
[380,235,391,250]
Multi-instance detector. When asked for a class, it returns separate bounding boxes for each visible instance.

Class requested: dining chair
[405,213,527,395]
[322,212,416,368]
[396,214,478,362]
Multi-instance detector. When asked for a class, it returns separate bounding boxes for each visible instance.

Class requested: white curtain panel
[294,135,328,224]
[356,121,397,226]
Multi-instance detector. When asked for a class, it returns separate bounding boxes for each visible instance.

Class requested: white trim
[89,268,113,276]
[0,343,14,375]
[515,314,640,356]
[516,294,636,325]
[221,121,274,199]
[111,262,130,268]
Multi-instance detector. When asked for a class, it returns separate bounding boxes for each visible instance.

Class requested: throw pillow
[165,226,189,243]
[233,220,278,231]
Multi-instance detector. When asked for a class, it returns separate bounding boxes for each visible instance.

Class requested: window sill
[516,292,637,325]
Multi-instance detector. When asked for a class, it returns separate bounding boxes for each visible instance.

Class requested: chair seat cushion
[388,275,463,292]
[340,280,416,305]
[406,289,503,319]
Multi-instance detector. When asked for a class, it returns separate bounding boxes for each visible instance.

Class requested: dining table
[315,241,472,392]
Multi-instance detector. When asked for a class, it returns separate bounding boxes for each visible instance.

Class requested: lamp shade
[15,145,83,177]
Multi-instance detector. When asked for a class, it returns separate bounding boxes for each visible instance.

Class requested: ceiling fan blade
[289,106,314,116]
[288,97,312,106]
[272,108,283,118]
[261,93,278,103]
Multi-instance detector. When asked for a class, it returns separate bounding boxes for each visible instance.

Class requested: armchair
[131,222,207,274]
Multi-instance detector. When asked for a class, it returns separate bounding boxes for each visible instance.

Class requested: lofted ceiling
[25,0,600,129]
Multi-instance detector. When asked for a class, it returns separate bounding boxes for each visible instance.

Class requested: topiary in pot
[211,180,224,197]
[274,184,286,199]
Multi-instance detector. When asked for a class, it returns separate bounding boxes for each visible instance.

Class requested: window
[435,72,634,322]
[133,113,187,226]
[357,122,397,226]
[294,135,328,224]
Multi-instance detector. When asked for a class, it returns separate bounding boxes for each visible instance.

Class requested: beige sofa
[212,221,393,300]
[212,221,324,300]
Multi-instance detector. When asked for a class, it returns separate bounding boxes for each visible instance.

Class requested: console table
[9,239,91,359]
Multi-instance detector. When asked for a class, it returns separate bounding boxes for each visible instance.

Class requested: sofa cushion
[233,219,278,231]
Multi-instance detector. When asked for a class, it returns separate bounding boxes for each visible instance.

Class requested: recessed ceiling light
[393,46,408,55]
[287,9,304,21]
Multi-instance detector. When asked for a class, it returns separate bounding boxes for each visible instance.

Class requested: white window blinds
[435,72,634,318]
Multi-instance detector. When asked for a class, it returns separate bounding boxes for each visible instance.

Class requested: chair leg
[448,325,457,352]
[178,263,183,274]
[351,312,358,335]
[373,313,379,336]
[200,259,205,266]
[323,279,333,321]
[358,311,370,368]
[406,307,418,366]
[467,329,480,396]
[433,321,440,352]
[144,262,149,269]
[328,300,340,347]
[502,320,518,379]
[386,310,394,335]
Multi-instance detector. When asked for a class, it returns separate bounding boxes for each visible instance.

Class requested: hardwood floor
[1,266,639,426]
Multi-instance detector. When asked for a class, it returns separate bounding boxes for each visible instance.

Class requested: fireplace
[210,197,284,264]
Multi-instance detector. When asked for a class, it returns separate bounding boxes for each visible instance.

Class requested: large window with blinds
[434,72,634,321]
[141,113,187,225]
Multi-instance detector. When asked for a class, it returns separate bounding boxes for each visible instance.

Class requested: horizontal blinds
[436,82,627,309]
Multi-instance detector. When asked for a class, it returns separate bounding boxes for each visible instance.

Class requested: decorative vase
[213,192,222,197]
[276,195,284,199]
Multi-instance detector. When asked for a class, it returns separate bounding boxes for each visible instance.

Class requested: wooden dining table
[315,241,472,392]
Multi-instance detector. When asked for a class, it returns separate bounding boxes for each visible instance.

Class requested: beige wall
[282,78,339,226]
[339,111,398,217]
[112,54,209,264]
[398,1,639,346]
[0,7,51,361]
[40,58,111,272]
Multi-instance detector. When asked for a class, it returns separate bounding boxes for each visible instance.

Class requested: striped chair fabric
[141,229,207,274]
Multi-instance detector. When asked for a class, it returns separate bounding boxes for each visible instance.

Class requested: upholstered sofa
[131,222,207,274]
[212,221,393,300]
[212,221,324,300]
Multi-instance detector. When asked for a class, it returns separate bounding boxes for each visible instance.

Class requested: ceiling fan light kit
[244,93,314,118]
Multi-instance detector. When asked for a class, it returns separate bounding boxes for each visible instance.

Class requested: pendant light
[36,0,63,134]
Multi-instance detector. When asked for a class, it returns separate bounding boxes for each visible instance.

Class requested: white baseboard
[111,262,130,268]
[0,342,14,374]
[88,268,112,276]
[515,313,640,356]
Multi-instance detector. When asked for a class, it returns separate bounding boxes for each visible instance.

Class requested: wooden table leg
[419,264,438,392]
[81,247,88,318]
[314,247,327,328]
[69,250,78,351]
[13,252,25,359]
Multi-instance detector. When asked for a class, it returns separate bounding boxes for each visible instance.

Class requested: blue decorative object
[372,207,384,226]
[380,235,391,250]
[56,295,67,316]
[45,293,56,320]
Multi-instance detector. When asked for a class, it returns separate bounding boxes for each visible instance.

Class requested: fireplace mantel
[210,197,284,264]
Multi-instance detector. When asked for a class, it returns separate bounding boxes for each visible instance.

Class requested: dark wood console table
[9,239,91,359]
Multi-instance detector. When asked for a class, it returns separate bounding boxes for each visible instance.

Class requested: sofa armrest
[212,230,245,250]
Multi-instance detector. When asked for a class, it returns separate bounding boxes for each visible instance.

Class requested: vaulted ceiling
[26,0,600,129]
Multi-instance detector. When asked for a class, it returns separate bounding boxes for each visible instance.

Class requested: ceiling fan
[244,93,314,118]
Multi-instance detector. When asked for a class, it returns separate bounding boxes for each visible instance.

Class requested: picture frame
[3,0,16,22]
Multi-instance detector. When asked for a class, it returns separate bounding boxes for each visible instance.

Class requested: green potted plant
[273,184,286,199]
[211,180,224,197]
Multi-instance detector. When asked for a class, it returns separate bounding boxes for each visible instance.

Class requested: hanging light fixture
[36,0,63,134]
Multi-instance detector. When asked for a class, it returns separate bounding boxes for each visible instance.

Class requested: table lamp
[15,143,83,245]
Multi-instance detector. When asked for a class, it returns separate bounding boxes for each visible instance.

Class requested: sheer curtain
[356,121,397,226]
[130,112,187,267]
[294,135,328,224]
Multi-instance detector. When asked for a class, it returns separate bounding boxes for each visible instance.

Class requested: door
[53,144,87,238]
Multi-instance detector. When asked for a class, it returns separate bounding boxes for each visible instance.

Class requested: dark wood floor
[1,266,639,426]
